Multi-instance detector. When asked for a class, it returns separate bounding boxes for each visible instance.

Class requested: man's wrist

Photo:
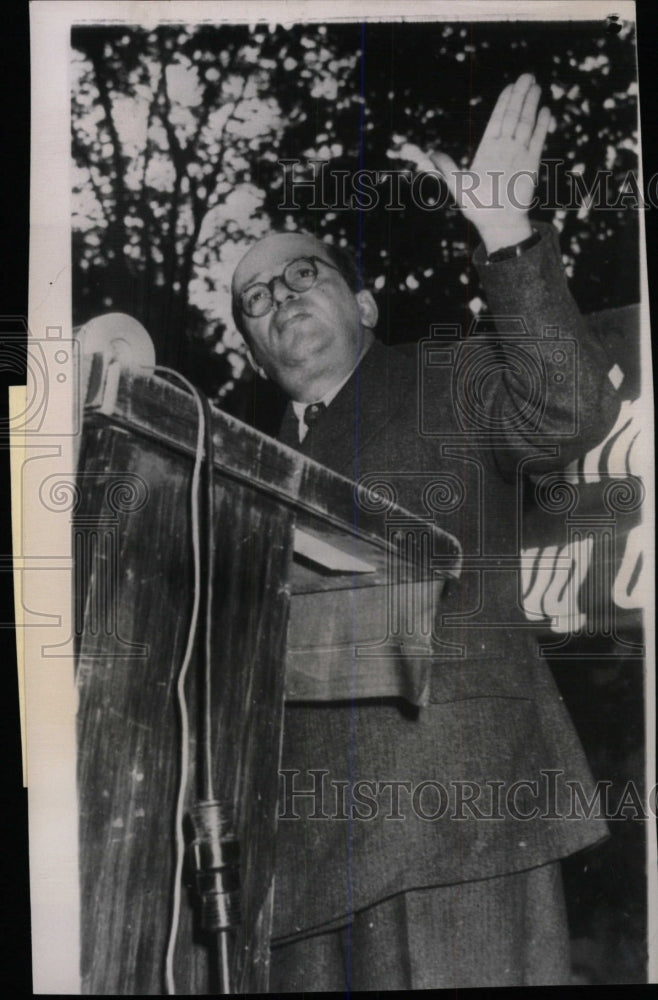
[484,227,541,263]
[478,218,534,256]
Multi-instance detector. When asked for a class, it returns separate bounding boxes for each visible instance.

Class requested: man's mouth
[275,309,312,331]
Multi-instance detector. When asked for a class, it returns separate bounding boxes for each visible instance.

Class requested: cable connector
[187,800,241,932]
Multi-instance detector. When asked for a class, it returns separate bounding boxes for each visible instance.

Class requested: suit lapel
[291,340,417,479]
[277,403,300,449]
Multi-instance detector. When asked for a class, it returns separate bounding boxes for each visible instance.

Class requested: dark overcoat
[269,223,621,943]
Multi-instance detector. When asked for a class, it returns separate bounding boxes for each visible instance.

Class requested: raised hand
[430,74,552,254]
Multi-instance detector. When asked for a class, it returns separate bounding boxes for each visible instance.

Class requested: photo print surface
[24,1,654,992]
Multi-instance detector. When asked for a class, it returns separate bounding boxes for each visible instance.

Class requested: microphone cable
[154,367,205,996]
[156,369,237,996]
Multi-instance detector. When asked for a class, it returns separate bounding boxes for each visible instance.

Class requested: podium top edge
[82,355,462,568]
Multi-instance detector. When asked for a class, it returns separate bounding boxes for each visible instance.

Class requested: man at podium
[230,75,621,990]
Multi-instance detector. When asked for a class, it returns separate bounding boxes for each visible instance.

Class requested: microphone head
[76,313,156,371]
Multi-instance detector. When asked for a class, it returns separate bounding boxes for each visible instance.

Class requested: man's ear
[356,289,379,330]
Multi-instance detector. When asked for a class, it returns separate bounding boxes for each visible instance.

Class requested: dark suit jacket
[271,223,621,943]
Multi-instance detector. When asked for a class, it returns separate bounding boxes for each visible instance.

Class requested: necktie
[303,401,327,429]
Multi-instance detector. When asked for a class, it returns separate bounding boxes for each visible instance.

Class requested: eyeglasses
[239,256,343,319]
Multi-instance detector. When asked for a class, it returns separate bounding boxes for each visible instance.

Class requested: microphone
[75,312,156,371]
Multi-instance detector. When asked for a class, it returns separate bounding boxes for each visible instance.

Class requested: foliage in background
[72,19,639,407]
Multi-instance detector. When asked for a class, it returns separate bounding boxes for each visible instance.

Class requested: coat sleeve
[472,220,621,477]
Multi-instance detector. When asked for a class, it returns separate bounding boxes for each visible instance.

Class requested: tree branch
[83,35,131,230]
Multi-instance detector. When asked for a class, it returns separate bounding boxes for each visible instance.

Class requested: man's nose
[271,275,299,306]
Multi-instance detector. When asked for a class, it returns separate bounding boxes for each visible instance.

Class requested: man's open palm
[431,74,552,251]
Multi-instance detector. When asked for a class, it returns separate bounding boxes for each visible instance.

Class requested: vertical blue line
[346,19,367,999]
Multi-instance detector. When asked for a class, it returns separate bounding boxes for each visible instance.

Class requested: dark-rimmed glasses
[239,256,343,319]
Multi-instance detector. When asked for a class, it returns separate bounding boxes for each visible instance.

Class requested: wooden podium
[75,357,460,994]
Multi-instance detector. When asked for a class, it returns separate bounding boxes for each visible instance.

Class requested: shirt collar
[291,342,371,442]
